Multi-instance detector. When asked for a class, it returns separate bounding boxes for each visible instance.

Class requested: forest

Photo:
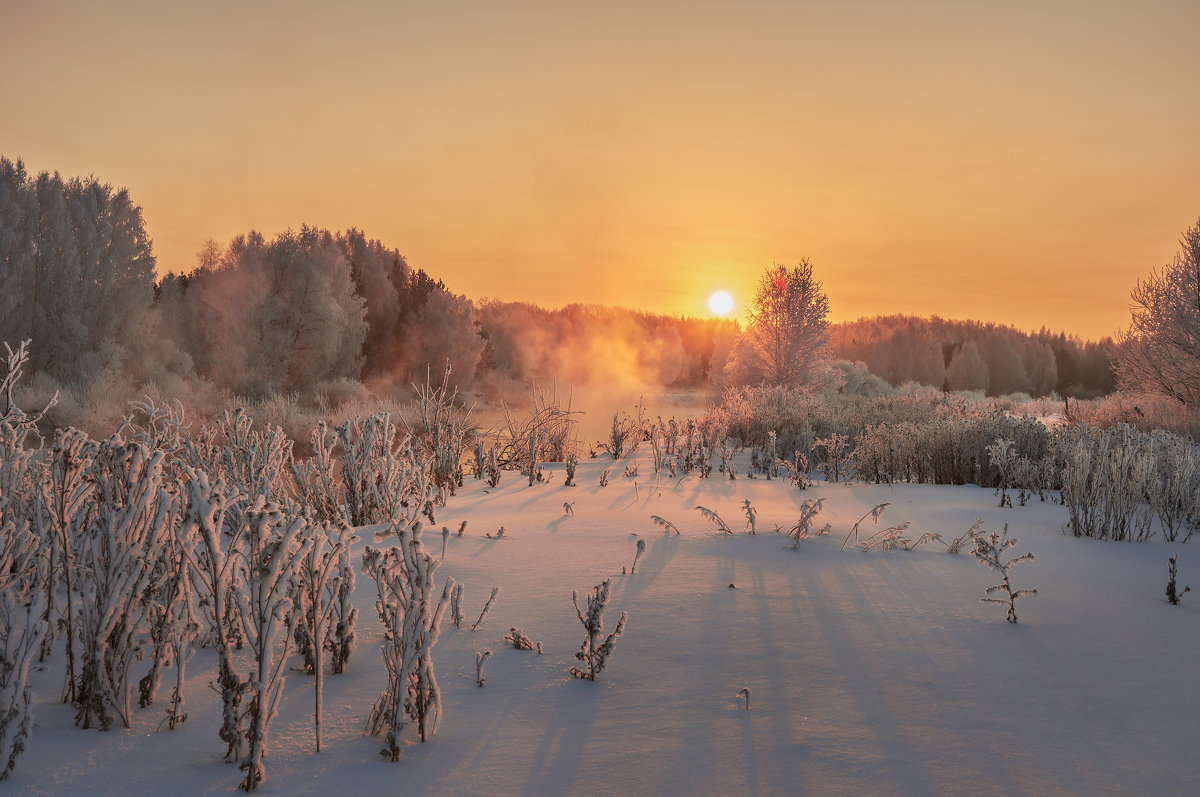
[0,157,1117,444]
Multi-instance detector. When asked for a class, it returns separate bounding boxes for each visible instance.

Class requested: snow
[9,452,1200,796]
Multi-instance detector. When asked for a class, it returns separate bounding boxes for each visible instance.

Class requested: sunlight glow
[708,290,734,316]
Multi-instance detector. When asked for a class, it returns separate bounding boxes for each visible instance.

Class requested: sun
[708,290,734,316]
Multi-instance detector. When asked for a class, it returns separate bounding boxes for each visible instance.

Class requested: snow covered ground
[9,452,1199,796]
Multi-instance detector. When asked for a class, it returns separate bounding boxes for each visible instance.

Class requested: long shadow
[520,680,601,796]
[614,532,681,602]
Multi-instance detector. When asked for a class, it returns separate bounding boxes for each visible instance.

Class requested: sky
[3,0,1198,340]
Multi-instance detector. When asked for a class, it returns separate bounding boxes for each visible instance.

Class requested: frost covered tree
[945,340,989,393]
[726,261,839,391]
[0,158,157,382]
[972,527,1037,623]
[1115,216,1200,408]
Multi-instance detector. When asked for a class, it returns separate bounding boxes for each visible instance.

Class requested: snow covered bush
[1166,556,1190,605]
[289,421,346,524]
[408,363,471,501]
[972,526,1037,623]
[181,466,248,761]
[232,499,314,791]
[1,339,58,449]
[339,414,434,528]
[0,515,48,780]
[364,519,454,760]
[814,432,853,482]
[569,580,628,681]
[291,518,358,751]
[72,438,175,731]
[505,627,542,653]
[1058,425,1156,542]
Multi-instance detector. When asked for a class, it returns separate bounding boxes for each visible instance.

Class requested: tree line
[2,156,1146,432]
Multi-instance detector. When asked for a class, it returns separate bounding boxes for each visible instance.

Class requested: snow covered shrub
[569,580,628,681]
[604,402,647,460]
[233,499,314,791]
[972,526,1037,624]
[187,407,294,514]
[408,363,472,501]
[564,452,579,486]
[1058,425,1156,542]
[777,450,811,490]
[814,432,853,482]
[1,339,58,449]
[70,439,176,732]
[117,395,190,461]
[137,498,201,724]
[289,421,346,524]
[364,521,455,759]
[0,517,48,780]
[1166,556,1190,605]
[339,414,433,528]
[841,503,892,551]
[1145,430,1200,542]
[291,518,358,751]
[788,498,827,550]
[35,428,99,695]
[486,384,581,471]
[505,627,542,653]
[742,500,757,534]
[181,466,248,761]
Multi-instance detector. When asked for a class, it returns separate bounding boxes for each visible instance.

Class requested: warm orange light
[708,291,734,316]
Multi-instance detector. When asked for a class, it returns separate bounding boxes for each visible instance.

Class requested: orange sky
[4,0,1198,340]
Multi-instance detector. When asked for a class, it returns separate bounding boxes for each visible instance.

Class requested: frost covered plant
[985,438,1031,508]
[289,422,346,524]
[472,587,501,631]
[650,515,680,535]
[736,687,751,711]
[505,627,542,653]
[814,432,853,483]
[604,404,647,460]
[946,518,986,554]
[599,468,611,487]
[564,452,579,486]
[569,580,628,681]
[291,519,357,751]
[742,499,757,534]
[841,503,892,551]
[338,414,430,527]
[180,467,248,761]
[0,339,57,449]
[72,440,175,732]
[0,518,48,780]
[1166,555,1190,605]
[475,650,492,687]
[364,520,454,760]
[858,522,915,551]
[630,538,646,574]
[450,583,464,628]
[408,363,471,500]
[788,497,826,550]
[972,526,1037,624]
[695,505,732,534]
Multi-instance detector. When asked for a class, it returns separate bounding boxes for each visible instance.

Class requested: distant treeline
[0,157,1116,435]
[830,315,1116,398]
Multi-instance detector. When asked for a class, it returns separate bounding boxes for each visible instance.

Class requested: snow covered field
[9,452,1199,797]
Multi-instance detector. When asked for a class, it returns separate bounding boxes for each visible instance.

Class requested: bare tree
[1115,217,1200,407]
[725,261,840,391]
